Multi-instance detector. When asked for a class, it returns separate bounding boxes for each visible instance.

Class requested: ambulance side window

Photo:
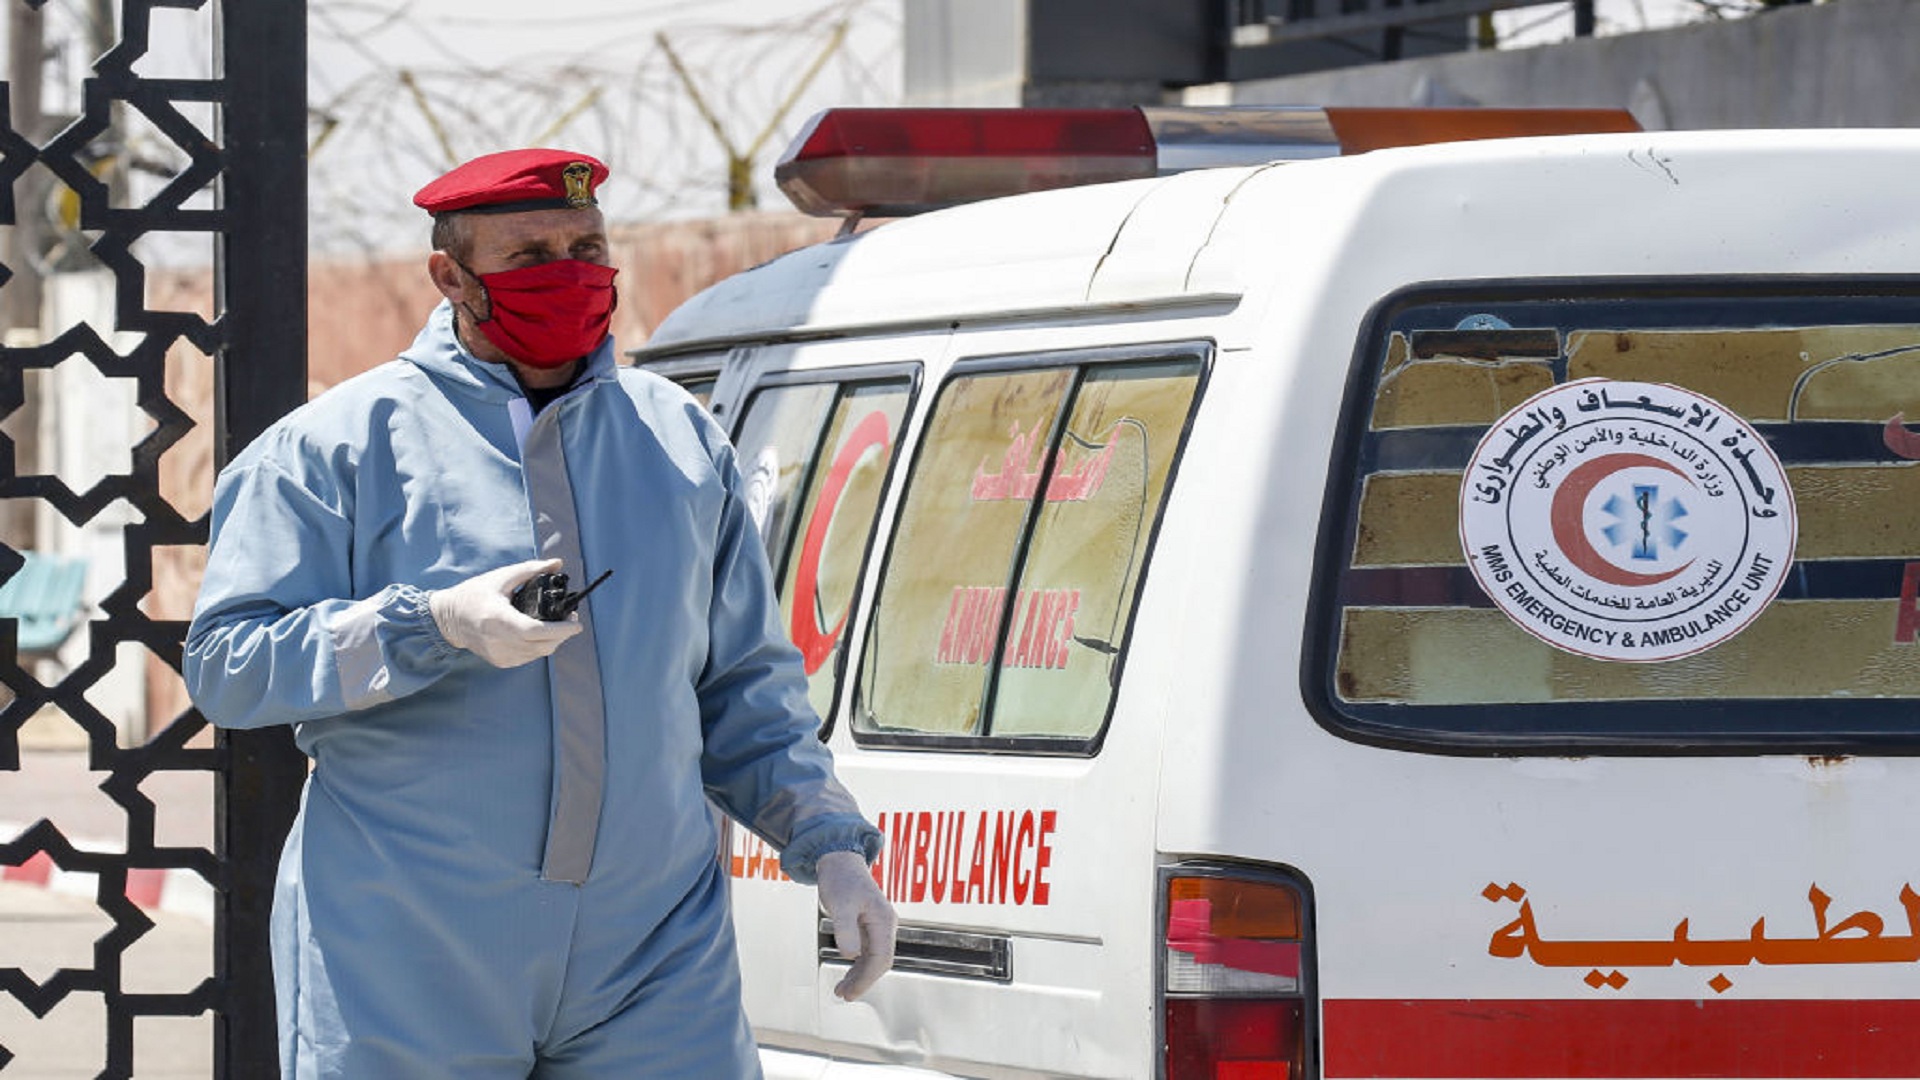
[732,376,913,725]
[856,354,1203,750]
[629,355,724,412]
[680,377,718,409]
[732,383,837,568]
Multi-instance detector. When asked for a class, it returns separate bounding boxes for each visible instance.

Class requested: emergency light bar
[775,106,1640,218]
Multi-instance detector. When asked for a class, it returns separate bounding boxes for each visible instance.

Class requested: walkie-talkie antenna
[557,569,614,617]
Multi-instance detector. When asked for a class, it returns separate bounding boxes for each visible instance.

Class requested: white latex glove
[815,849,896,1001]
[427,558,582,668]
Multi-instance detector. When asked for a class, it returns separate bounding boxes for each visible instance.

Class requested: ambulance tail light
[776,106,1640,217]
[1162,868,1312,1080]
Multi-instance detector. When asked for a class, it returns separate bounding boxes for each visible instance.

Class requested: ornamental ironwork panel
[0,1,306,1076]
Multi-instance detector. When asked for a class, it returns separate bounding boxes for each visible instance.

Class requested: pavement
[0,882,213,1078]
[0,750,217,1077]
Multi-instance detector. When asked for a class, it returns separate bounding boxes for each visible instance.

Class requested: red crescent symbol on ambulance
[790,411,892,674]
[1549,452,1694,588]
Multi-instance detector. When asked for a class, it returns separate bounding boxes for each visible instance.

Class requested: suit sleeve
[694,440,882,885]
[184,450,463,730]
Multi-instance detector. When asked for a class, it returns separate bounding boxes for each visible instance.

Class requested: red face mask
[458,259,619,369]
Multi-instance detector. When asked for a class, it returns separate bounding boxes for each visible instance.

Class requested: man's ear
[427,251,468,304]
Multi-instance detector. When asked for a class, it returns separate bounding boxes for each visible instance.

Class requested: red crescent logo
[789,411,893,674]
[1548,452,1694,588]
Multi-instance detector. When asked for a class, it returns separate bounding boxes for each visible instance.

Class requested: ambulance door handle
[818,919,1012,983]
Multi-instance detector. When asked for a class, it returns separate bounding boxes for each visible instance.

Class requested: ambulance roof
[638,128,1920,357]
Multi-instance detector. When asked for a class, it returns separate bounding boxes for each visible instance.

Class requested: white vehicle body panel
[645,129,1920,1079]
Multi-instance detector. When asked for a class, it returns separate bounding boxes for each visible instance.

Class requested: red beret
[413,149,610,216]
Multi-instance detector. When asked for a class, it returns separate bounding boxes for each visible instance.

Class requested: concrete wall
[905,0,1029,106]
[1223,0,1920,129]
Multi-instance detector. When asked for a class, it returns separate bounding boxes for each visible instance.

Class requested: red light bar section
[775,107,1156,217]
[775,106,1645,218]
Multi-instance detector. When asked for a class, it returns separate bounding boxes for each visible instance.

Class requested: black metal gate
[0,1,307,1075]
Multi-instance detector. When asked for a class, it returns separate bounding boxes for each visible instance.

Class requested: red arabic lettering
[1885,413,1920,461]
[972,419,1120,503]
[1898,562,1920,644]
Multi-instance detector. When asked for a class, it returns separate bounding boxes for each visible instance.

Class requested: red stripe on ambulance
[1323,998,1920,1077]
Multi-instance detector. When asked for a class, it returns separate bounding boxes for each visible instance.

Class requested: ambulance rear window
[855,347,1205,752]
[1310,283,1920,752]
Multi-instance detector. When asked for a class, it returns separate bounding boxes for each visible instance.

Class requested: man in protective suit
[185,149,895,1078]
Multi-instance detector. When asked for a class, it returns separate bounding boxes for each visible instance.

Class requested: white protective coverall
[185,301,881,1078]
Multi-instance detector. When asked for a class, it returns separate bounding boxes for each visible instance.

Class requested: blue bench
[0,552,88,656]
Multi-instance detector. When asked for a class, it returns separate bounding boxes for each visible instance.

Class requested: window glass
[730,382,836,571]
[778,382,912,719]
[681,377,717,409]
[859,356,1203,747]
[992,362,1200,737]
[861,368,1074,737]
[1316,289,1920,748]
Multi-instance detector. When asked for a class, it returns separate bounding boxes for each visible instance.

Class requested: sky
[304,0,904,255]
[1,0,902,262]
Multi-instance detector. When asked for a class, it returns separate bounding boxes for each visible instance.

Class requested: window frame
[730,361,923,738]
[628,352,726,407]
[1303,276,1920,757]
[853,340,1213,757]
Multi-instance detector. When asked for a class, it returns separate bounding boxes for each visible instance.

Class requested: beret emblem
[564,162,595,208]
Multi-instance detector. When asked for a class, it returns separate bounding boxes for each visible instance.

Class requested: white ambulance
[635,106,1920,1079]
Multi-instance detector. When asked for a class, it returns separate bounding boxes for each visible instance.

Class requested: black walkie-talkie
[511,568,613,621]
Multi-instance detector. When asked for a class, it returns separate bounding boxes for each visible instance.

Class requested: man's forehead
[468,207,607,247]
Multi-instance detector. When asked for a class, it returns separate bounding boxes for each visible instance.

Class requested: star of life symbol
[1602,485,1687,562]
[1459,378,1797,663]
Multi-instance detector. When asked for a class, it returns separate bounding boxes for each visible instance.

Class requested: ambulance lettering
[1484,881,1920,995]
[873,808,1058,906]
[729,829,793,882]
[1886,413,1920,641]
[934,585,1080,668]
[1896,562,1920,644]
[727,808,1061,908]
[973,418,1119,503]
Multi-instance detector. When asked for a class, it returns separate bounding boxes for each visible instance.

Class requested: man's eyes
[498,239,602,264]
